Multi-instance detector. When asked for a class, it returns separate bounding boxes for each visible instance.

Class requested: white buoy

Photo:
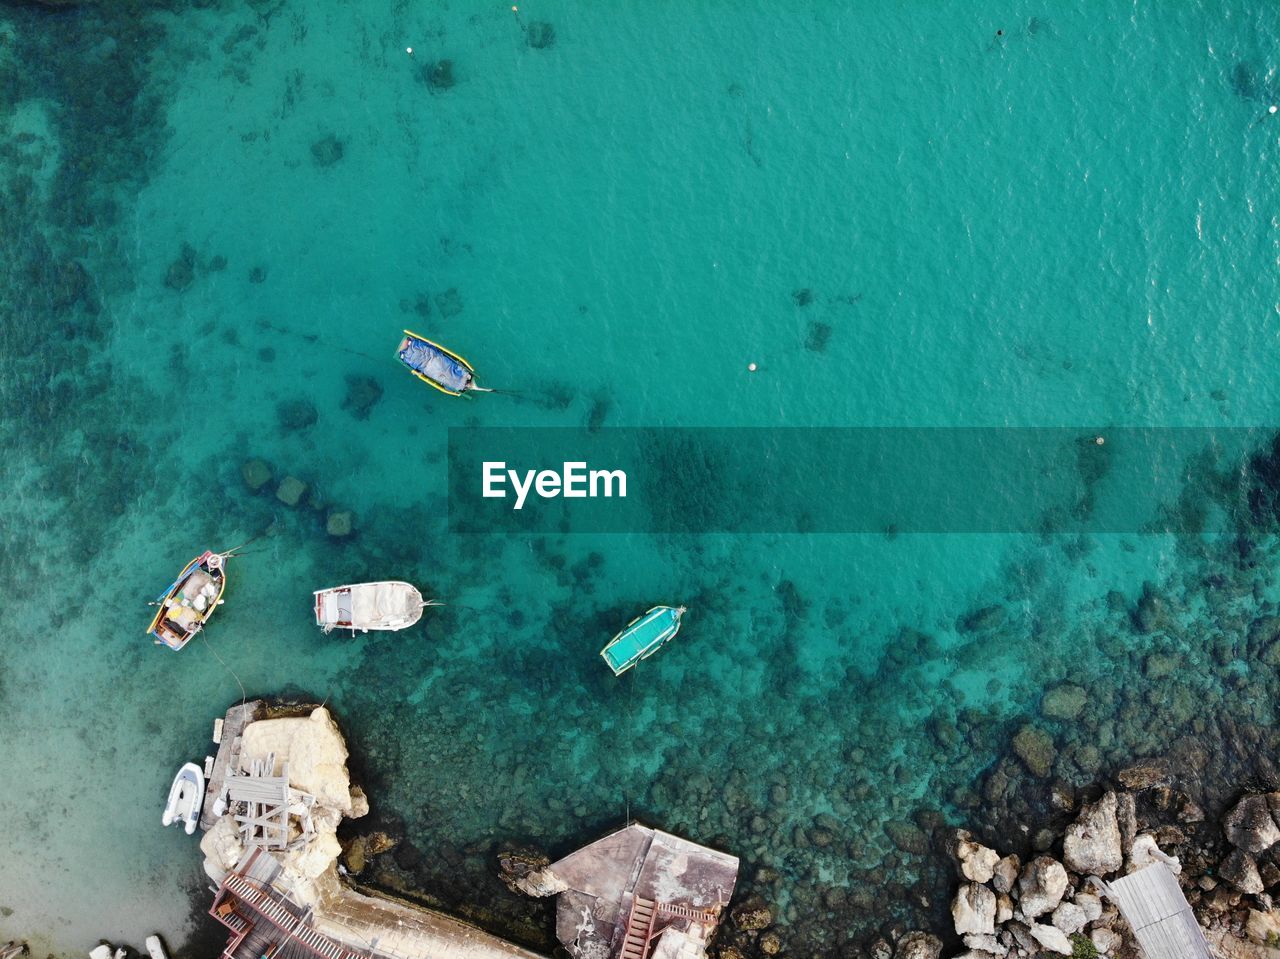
[406,46,414,55]
[1271,105,1278,115]
[1095,436,1105,446]
[748,362,758,372]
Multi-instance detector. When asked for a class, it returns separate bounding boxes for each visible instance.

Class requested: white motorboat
[161,762,204,835]
[312,581,436,634]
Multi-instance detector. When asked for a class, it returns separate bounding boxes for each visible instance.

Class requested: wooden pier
[1097,863,1212,959]
[201,700,267,832]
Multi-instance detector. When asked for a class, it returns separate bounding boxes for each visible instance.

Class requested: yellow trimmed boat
[147,550,228,650]
[396,330,491,396]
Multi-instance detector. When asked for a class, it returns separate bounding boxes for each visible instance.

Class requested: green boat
[601,605,686,676]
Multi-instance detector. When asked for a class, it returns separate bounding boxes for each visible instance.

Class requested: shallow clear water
[1,0,1279,955]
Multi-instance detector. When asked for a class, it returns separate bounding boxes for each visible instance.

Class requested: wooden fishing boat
[161,761,204,835]
[313,580,435,634]
[601,605,686,676]
[147,550,228,651]
[396,330,490,396]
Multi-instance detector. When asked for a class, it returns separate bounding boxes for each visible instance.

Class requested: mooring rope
[202,632,247,708]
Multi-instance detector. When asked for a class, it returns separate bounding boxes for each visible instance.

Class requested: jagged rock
[276,476,307,507]
[1041,683,1087,720]
[960,934,1000,954]
[1090,926,1121,954]
[1116,791,1138,855]
[1073,892,1103,922]
[1012,725,1056,777]
[1063,790,1123,875]
[1050,901,1087,935]
[952,882,997,936]
[950,952,1000,959]
[1117,759,1169,790]
[1224,794,1280,854]
[953,832,1000,883]
[995,892,1014,924]
[731,897,774,931]
[867,940,892,959]
[1027,922,1072,955]
[759,932,782,956]
[1221,848,1265,894]
[1017,856,1069,918]
[992,854,1021,894]
[497,849,567,897]
[241,459,272,492]
[1246,909,1280,945]
[894,932,941,959]
[1129,833,1180,874]
[326,510,354,538]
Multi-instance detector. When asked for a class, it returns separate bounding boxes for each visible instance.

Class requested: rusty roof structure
[543,824,739,959]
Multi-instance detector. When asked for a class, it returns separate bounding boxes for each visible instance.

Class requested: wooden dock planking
[1101,863,1213,959]
[201,700,267,832]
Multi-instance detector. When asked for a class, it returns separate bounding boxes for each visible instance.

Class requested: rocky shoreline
[792,762,1280,959]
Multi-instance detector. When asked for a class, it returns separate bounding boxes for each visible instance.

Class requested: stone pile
[908,781,1280,959]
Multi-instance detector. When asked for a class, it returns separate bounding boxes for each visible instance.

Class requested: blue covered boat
[601,605,686,675]
[397,330,489,396]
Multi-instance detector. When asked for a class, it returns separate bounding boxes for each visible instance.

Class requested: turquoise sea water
[2,0,1280,955]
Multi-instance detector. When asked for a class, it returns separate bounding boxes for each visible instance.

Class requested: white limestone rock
[1073,891,1103,922]
[960,934,1001,954]
[1063,791,1123,876]
[1016,856,1069,919]
[956,838,1001,884]
[1246,909,1280,945]
[199,815,244,885]
[1050,901,1088,935]
[1028,922,1073,955]
[241,707,356,813]
[995,892,1014,924]
[1090,926,1121,954]
[952,883,997,936]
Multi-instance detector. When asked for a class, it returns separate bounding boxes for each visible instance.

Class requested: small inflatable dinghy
[161,762,205,835]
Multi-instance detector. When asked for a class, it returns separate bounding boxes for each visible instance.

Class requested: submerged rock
[424,60,455,92]
[241,458,272,492]
[277,399,318,431]
[326,510,354,538]
[1041,683,1087,721]
[525,21,555,49]
[1012,725,1056,777]
[341,374,383,420]
[1063,790,1123,876]
[276,476,308,507]
[311,134,344,167]
[893,931,941,959]
[164,242,197,291]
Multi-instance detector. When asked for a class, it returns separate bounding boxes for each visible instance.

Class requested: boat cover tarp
[400,338,471,392]
[350,582,423,629]
[603,607,679,672]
